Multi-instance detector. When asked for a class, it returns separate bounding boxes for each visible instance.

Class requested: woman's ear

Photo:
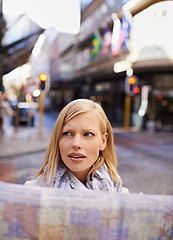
[99,133,108,151]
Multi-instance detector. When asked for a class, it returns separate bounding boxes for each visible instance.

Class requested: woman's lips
[68,152,86,162]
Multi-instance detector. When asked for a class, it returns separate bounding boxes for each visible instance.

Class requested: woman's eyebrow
[63,127,96,132]
[83,128,97,133]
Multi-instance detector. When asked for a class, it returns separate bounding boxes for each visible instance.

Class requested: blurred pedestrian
[25,98,129,193]
[0,91,13,135]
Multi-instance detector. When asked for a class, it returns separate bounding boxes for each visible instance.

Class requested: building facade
[31,0,173,132]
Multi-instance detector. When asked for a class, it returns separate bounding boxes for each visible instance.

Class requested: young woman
[25,98,129,193]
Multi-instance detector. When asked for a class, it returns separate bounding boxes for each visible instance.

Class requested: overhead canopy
[0,13,44,75]
[0,0,81,76]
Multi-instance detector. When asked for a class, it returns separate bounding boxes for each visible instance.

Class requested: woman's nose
[72,135,82,149]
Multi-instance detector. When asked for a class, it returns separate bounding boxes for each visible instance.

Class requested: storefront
[49,1,173,132]
[129,1,173,131]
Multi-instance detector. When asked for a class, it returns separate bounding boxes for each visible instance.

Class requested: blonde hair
[35,98,120,185]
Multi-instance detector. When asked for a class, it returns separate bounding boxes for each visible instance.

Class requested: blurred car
[12,102,38,127]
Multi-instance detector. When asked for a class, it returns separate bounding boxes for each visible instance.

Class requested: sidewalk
[0,126,52,159]
[113,127,173,145]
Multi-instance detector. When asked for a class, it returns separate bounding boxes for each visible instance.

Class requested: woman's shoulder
[121,187,129,194]
[24,174,47,187]
[116,175,129,193]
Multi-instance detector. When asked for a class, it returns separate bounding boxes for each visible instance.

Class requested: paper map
[0,181,173,240]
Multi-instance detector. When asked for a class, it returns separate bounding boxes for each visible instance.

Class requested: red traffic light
[133,86,140,94]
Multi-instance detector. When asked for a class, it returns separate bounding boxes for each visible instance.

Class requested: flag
[101,27,112,57]
[111,8,133,56]
[120,6,133,51]
[90,32,103,59]
[110,16,121,56]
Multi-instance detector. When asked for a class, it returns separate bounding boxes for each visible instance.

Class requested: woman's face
[59,111,107,183]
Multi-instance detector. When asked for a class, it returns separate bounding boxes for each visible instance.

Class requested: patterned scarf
[51,164,123,192]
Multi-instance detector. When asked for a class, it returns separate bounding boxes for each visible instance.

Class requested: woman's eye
[62,131,72,136]
[84,132,94,137]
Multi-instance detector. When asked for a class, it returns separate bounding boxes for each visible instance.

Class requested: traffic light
[39,73,48,91]
[125,75,140,96]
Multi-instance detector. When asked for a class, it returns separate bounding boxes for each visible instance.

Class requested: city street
[0,111,172,196]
